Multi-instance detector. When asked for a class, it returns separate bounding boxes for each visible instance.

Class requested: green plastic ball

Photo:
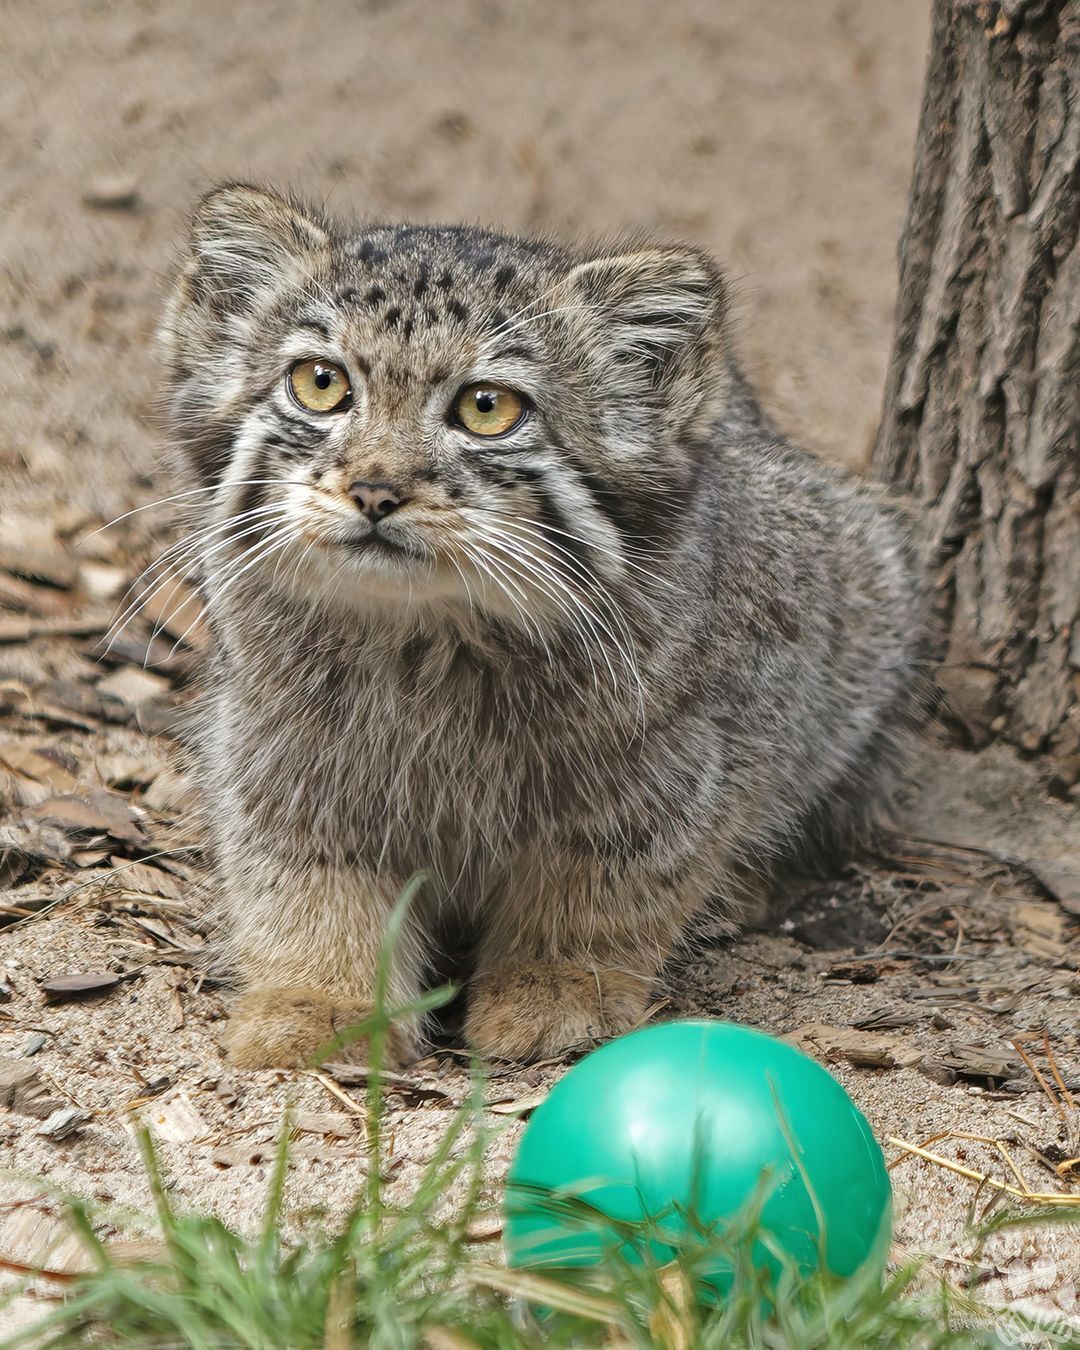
[504,1020,891,1305]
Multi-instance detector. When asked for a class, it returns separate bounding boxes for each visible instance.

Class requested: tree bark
[874,0,1079,789]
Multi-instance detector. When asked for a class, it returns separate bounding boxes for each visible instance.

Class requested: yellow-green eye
[288,358,352,413]
[454,384,526,437]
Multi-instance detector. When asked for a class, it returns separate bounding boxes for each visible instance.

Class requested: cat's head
[159,183,733,627]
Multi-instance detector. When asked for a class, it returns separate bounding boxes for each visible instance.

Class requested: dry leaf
[40,971,123,1002]
[464,1212,503,1243]
[422,1329,484,1350]
[69,847,112,867]
[109,859,188,902]
[105,1238,171,1267]
[96,751,164,788]
[0,821,72,886]
[27,788,147,846]
[142,767,198,815]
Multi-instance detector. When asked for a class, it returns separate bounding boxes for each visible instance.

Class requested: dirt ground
[2,0,1079,1339]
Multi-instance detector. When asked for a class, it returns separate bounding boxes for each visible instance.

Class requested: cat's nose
[348,481,406,523]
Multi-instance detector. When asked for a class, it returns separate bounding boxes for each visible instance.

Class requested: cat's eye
[288,358,352,413]
[453,383,527,438]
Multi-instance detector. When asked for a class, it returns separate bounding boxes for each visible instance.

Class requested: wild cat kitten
[158,184,924,1068]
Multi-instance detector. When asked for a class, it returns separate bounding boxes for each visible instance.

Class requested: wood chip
[0,545,79,590]
[852,1008,918,1031]
[485,1092,548,1116]
[37,1107,91,1140]
[464,1212,504,1243]
[96,666,172,710]
[0,613,112,643]
[1011,900,1070,960]
[321,1061,456,1103]
[293,1111,355,1138]
[0,742,79,793]
[0,1059,62,1118]
[77,561,128,602]
[136,580,207,649]
[0,571,72,617]
[40,971,123,1002]
[787,1022,924,1070]
[1028,854,1080,917]
[938,1041,1020,1084]
[140,1089,208,1144]
[825,959,881,984]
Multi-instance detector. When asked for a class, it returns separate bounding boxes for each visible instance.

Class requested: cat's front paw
[464,961,652,1062]
[222,986,412,1069]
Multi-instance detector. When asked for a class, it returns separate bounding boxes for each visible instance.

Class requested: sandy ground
[2,0,1079,1340]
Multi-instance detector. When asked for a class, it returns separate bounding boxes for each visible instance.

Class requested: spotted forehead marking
[324,234,546,354]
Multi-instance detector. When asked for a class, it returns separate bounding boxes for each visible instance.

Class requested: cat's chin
[282,544,475,618]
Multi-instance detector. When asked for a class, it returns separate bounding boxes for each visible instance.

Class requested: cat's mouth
[337,524,429,567]
[347,532,407,555]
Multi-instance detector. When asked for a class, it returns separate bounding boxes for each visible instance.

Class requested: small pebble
[23,1032,48,1057]
[82,173,139,210]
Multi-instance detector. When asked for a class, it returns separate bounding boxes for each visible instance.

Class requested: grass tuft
[3,884,1077,1347]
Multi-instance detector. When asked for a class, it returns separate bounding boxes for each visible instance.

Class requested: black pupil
[314,367,333,391]
[475,391,497,414]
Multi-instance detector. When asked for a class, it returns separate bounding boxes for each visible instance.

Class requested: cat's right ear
[174,183,330,320]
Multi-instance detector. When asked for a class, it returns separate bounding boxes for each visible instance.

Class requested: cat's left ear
[174,183,331,322]
[561,244,728,398]
[161,183,332,373]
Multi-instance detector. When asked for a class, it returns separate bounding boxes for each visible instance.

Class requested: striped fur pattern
[158,184,925,1066]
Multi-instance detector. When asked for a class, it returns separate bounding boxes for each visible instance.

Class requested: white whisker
[76,478,306,545]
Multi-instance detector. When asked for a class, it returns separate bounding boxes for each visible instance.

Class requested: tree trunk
[874,0,1079,790]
